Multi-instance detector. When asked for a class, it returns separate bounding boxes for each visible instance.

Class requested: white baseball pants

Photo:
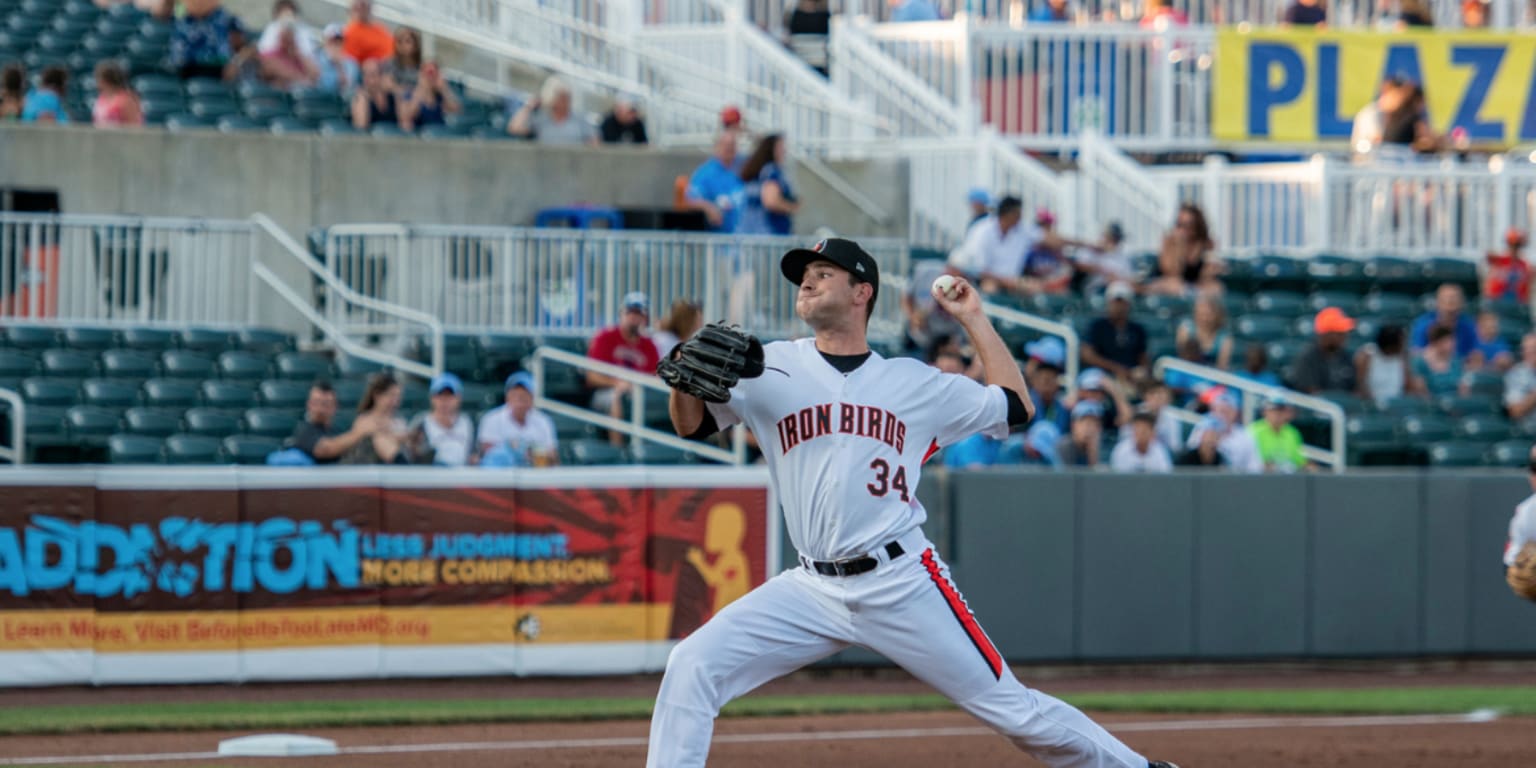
[646,529,1148,767]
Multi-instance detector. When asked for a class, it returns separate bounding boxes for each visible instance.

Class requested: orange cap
[1314,307,1356,334]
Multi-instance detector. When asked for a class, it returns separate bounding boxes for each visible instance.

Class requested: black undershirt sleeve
[685,408,721,441]
[1004,388,1031,429]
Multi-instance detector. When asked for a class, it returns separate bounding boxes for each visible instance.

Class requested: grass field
[3,686,1533,736]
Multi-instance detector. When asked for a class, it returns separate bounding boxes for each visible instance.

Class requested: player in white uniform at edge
[648,238,1178,767]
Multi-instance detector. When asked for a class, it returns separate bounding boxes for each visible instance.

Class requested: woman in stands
[1148,203,1221,296]
[652,299,703,359]
[737,134,800,236]
[352,59,404,131]
[1356,325,1423,408]
[1175,293,1234,370]
[259,19,320,90]
[402,60,460,132]
[389,26,423,90]
[91,62,144,128]
[0,64,25,121]
[343,372,412,464]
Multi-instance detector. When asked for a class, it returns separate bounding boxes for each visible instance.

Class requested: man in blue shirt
[890,0,941,22]
[684,132,746,234]
[1028,0,1070,22]
[1410,283,1479,360]
[21,67,67,124]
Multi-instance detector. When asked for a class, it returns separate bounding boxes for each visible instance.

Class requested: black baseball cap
[781,237,880,307]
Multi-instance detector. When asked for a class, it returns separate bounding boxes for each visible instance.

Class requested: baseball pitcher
[1506,445,1536,603]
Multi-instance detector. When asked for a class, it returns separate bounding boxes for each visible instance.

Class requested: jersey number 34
[867,459,910,502]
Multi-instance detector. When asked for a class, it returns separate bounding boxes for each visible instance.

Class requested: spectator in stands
[478,372,559,467]
[1504,334,1536,433]
[966,188,990,227]
[1077,366,1133,429]
[388,27,423,90]
[1075,222,1134,297]
[1143,383,1185,451]
[259,0,321,62]
[1185,392,1264,472]
[1486,228,1530,304]
[1414,325,1468,397]
[739,134,800,236]
[1462,0,1488,26]
[1249,396,1309,473]
[286,380,379,464]
[20,67,67,124]
[600,97,648,144]
[0,64,24,121]
[940,350,1007,468]
[1020,209,1083,295]
[343,0,394,63]
[1179,416,1227,468]
[588,291,662,444]
[902,259,962,354]
[1024,338,1071,433]
[352,60,403,131]
[1469,310,1515,373]
[1382,82,1439,154]
[1395,0,1434,27]
[172,0,242,81]
[685,132,747,233]
[1411,284,1478,359]
[508,76,597,146]
[224,26,264,87]
[1149,203,1219,296]
[96,0,170,18]
[1292,307,1358,394]
[1164,337,1216,401]
[954,196,1027,293]
[1176,293,1233,370]
[889,0,940,22]
[786,0,831,75]
[1057,400,1104,467]
[719,104,743,134]
[1282,0,1327,26]
[1140,0,1189,27]
[1109,409,1173,473]
[1235,343,1281,388]
[1029,0,1072,22]
[342,372,412,464]
[652,299,703,359]
[1351,76,1407,155]
[90,62,144,128]
[1083,281,1149,387]
[403,60,459,131]
[316,23,360,96]
[260,19,320,89]
[1355,325,1420,407]
[406,372,477,466]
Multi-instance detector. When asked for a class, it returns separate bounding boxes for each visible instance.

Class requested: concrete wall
[0,124,907,330]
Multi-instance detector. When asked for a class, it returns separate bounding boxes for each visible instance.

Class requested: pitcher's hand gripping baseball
[1509,542,1536,602]
[657,322,765,403]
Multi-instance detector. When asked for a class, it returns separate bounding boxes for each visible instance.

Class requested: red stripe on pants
[920,548,1003,680]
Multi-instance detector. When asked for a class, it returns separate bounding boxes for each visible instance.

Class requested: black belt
[803,541,906,577]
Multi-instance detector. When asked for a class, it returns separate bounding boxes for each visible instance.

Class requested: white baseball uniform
[647,338,1149,768]
[1506,494,1536,567]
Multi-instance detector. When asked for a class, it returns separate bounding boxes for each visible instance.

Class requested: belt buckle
[831,558,854,577]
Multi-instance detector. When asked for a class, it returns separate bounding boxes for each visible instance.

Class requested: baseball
[932,274,961,300]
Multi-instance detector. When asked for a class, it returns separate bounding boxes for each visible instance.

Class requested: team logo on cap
[811,239,827,253]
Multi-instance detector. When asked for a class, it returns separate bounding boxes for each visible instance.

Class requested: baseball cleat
[1147,761,1181,768]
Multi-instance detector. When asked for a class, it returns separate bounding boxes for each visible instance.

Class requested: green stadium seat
[119,327,176,352]
[258,379,310,409]
[1306,254,1367,292]
[1139,294,1191,320]
[540,336,589,356]
[1365,256,1425,295]
[41,348,96,378]
[236,328,294,354]
[400,384,429,413]
[0,350,37,380]
[141,377,199,408]
[165,113,215,131]
[335,353,386,378]
[269,116,313,135]
[1362,292,1418,319]
[1234,315,1292,344]
[333,379,366,409]
[242,408,298,438]
[182,77,230,99]
[542,365,588,405]
[1400,414,1455,444]
[65,405,120,445]
[61,327,116,351]
[1219,291,1251,321]
[275,352,332,381]
[217,115,264,133]
[122,406,181,437]
[217,351,270,381]
[97,349,156,380]
[547,409,596,440]
[222,434,281,464]
[1456,414,1512,443]
[478,333,535,375]
[21,377,79,406]
[108,433,162,463]
[1438,394,1501,417]
[1252,255,1309,293]
[182,407,241,437]
[1306,291,1362,316]
[565,438,626,465]
[81,378,138,408]
[1250,291,1308,318]
[1423,257,1480,296]
[1427,441,1487,468]
[1219,258,1256,293]
[164,433,221,464]
[630,441,692,465]
[1486,440,1532,468]
[200,380,257,409]
[1381,396,1432,416]
[160,350,216,379]
[1346,413,1406,465]
[462,382,502,410]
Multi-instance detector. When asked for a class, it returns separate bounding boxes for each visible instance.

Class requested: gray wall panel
[1466,477,1536,652]
[1308,474,1423,654]
[1078,475,1197,658]
[1422,475,1473,653]
[1194,476,1308,657]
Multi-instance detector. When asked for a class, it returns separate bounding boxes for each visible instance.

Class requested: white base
[217,734,339,757]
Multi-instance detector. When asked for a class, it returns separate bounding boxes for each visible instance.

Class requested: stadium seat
[65,405,120,444]
[1361,293,1418,321]
[81,378,139,408]
[1438,394,1501,417]
[187,97,237,120]
[1219,291,1251,321]
[1486,440,1533,468]
[21,377,79,406]
[1380,396,1431,416]
[1306,291,1361,316]
[141,377,200,408]
[217,115,264,133]
[477,333,535,374]
[268,116,313,135]
[1346,413,1406,465]
[236,328,294,355]
[0,350,38,380]
[275,352,332,381]
[318,118,359,136]
[335,353,386,378]
[22,405,69,440]
[630,441,692,465]
[164,433,221,464]
[258,379,310,408]
[540,336,589,356]
[400,384,429,413]
[1234,315,1292,344]
[1465,371,1504,398]
[217,351,270,381]
[182,407,241,437]
[1400,414,1455,444]
[1427,441,1488,468]
[1307,254,1368,292]
[61,327,116,351]
[1252,255,1308,293]
[1365,256,1423,295]
[547,409,596,440]
[160,350,217,379]
[565,438,626,465]
[1422,257,1480,296]
[1456,413,1512,443]
[200,380,257,409]
[222,434,281,465]
[462,382,502,410]
[333,379,366,408]
[1138,294,1191,320]
[119,327,176,352]
[41,348,96,378]
[1250,291,1308,318]
[107,433,162,463]
[164,112,214,131]
[183,77,230,99]
[370,123,407,138]
[541,365,587,405]
[242,408,298,438]
[122,406,181,437]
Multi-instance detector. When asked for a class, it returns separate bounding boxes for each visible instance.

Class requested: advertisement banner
[1214,29,1536,145]
[0,468,770,685]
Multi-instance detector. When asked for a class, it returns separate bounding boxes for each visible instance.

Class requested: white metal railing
[0,387,23,465]
[251,214,444,379]
[1153,356,1346,472]
[903,131,1069,250]
[322,225,910,341]
[1076,129,1177,253]
[0,214,255,328]
[831,16,970,141]
[527,345,748,464]
[982,299,1080,401]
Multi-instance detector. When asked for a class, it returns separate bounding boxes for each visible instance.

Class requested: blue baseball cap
[622,291,649,314]
[1077,367,1109,392]
[1071,400,1104,421]
[1024,337,1066,370]
[505,371,535,394]
[1025,421,1062,467]
[967,187,991,206]
[429,372,462,396]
